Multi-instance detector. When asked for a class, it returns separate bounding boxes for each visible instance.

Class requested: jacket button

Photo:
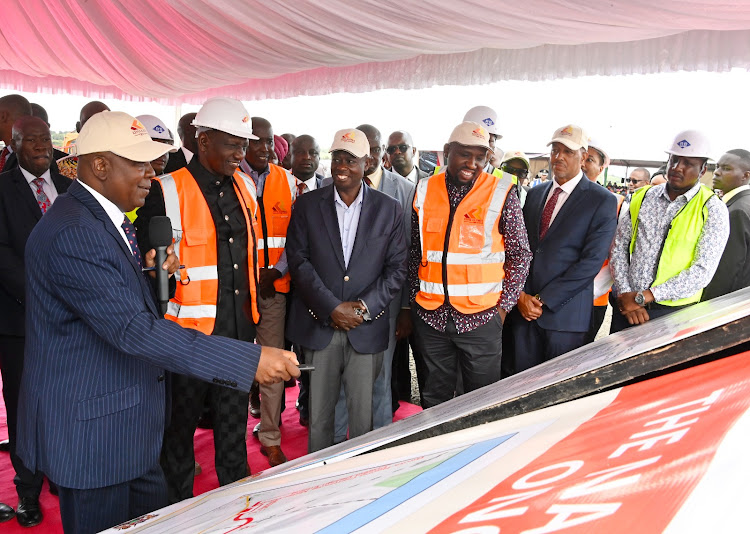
[344,275,350,281]
[231,381,238,387]
[157,375,165,382]
[213,378,219,383]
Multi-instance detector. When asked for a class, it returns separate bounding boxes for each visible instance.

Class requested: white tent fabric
[2,0,750,103]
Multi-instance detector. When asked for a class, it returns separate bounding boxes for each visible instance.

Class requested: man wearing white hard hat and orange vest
[17,111,299,533]
[582,137,624,342]
[410,121,531,408]
[135,97,266,503]
[511,125,617,372]
[610,130,729,331]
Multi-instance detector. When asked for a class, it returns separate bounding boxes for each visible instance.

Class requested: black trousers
[58,462,166,534]
[412,312,503,409]
[160,374,249,504]
[0,335,44,499]
[584,304,608,344]
[510,311,587,373]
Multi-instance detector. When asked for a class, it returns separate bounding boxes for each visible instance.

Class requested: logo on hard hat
[482,118,495,127]
[560,126,574,137]
[677,139,691,149]
[472,127,487,140]
[341,132,356,143]
[153,125,165,134]
[242,116,249,123]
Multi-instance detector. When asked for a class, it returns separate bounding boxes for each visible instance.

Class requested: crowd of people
[0,93,749,533]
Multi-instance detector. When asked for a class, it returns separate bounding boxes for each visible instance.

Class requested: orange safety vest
[593,192,625,306]
[155,167,261,334]
[414,170,513,314]
[256,164,299,293]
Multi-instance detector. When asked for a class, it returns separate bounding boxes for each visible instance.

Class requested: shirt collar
[20,166,52,186]
[368,165,384,190]
[658,180,702,202]
[78,180,127,228]
[334,182,365,209]
[405,166,418,182]
[722,184,750,204]
[552,170,583,194]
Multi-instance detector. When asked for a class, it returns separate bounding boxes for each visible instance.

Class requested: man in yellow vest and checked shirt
[610,130,729,331]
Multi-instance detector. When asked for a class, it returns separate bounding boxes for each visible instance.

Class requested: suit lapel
[726,189,750,208]
[543,178,589,240]
[379,169,395,196]
[530,181,553,243]
[319,185,346,270]
[69,182,158,315]
[10,169,44,222]
[349,186,372,264]
[51,169,71,194]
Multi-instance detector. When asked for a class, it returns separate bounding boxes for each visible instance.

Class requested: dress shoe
[260,445,287,467]
[16,497,42,527]
[249,383,261,418]
[0,502,14,523]
[0,439,9,452]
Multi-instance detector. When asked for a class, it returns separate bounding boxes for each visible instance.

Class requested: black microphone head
[149,216,173,248]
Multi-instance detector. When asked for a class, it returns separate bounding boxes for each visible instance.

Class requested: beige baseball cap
[501,149,530,168]
[547,124,589,151]
[75,111,177,161]
[330,128,369,158]
[448,121,492,151]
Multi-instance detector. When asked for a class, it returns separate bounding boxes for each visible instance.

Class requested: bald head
[0,94,33,144]
[12,116,53,177]
[290,134,320,181]
[627,167,651,193]
[30,103,50,126]
[356,124,383,176]
[177,112,198,154]
[387,130,416,177]
[77,101,110,133]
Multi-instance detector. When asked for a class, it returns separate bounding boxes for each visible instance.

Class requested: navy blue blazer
[523,176,617,332]
[0,166,70,336]
[17,180,261,490]
[286,183,407,354]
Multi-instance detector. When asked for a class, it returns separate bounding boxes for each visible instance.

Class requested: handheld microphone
[149,216,173,316]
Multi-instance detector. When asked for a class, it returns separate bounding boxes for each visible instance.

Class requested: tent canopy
[2,1,750,103]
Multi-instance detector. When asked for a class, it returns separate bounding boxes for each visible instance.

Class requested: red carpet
[0,382,421,533]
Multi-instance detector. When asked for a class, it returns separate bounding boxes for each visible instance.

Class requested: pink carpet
[0,382,421,533]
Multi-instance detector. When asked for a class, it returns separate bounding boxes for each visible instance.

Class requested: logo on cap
[472,127,487,140]
[482,118,495,127]
[561,126,574,137]
[677,139,691,149]
[341,132,356,143]
[242,116,249,123]
[131,120,148,136]
[153,125,165,134]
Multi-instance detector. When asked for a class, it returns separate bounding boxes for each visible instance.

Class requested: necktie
[0,147,9,173]
[363,176,373,187]
[121,216,143,269]
[31,177,52,214]
[539,187,563,240]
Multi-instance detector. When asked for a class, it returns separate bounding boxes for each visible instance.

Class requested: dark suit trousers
[160,374,249,504]
[57,462,166,534]
[413,313,503,409]
[0,335,44,499]
[511,311,587,373]
[584,305,609,344]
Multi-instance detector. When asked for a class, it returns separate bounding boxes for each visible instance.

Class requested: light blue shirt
[334,183,364,268]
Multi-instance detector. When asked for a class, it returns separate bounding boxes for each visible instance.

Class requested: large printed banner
[105,351,750,533]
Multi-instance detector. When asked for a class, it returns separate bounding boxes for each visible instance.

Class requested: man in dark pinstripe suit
[15,112,300,534]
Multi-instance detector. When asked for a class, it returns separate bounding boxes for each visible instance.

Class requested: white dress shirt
[78,180,132,252]
[20,166,58,205]
[544,171,584,225]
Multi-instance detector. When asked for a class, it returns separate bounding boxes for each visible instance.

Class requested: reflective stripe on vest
[156,168,260,333]
[628,185,715,306]
[256,164,299,293]
[414,170,513,314]
[593,193,625,306]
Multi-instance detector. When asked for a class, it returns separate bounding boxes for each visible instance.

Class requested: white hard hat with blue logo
[665,129,713,160]
[463,105,502,137]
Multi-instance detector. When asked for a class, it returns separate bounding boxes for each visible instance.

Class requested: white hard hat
[665,129,712,160]
[587,137,610,166]
[463,105,502,137]
[136,114,173,142]
[192,97,258,140]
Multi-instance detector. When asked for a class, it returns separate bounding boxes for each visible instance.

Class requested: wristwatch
[634,291,646,306]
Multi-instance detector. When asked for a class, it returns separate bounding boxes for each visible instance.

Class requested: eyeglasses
[501,164,529,178]
[386,144,410,155]
[627,178,645,184]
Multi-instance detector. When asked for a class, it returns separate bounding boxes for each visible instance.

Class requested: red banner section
[432,352,750,534]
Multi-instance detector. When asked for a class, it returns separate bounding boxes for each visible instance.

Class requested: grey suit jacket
[703,189,750,300]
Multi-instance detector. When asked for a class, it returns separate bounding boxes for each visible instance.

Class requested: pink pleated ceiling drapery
[2,0,750,103]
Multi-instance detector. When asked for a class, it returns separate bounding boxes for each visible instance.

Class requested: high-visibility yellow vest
[256,164,299,293]
[629,184,715,306]
[414,170,513,314]
[155,167,261,333]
